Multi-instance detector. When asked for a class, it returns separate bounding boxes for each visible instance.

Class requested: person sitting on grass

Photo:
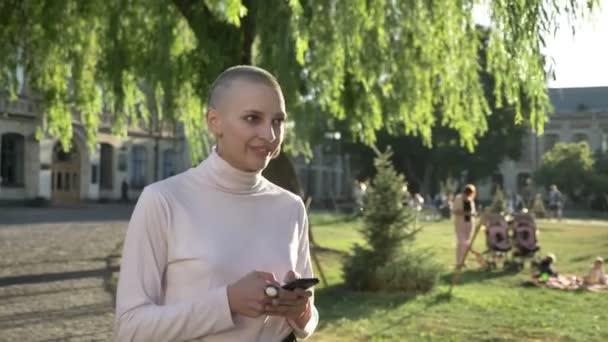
[584,257,607,285]
[535,253,558,281]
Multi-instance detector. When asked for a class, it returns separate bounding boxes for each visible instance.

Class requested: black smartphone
[281,277,319,291]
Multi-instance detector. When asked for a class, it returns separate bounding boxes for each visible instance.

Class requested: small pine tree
[342,147,440,293]
[488,187,507,214]
[360,148,415,260]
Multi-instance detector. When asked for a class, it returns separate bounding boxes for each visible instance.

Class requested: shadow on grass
[569,254,596,263]
[315,284,456,338]
[309,212,359,226]
[424,291,454,307]
[312,245,349,257]
[315,284,415,329]
[439,267,521,287]
[536,226,569,232]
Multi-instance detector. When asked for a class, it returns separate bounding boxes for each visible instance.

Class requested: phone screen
[281,277,319,291]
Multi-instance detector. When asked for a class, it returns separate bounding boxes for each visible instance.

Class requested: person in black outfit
[535,254,558,278]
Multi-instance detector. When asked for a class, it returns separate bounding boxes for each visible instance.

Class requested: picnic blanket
[523,275,608,292]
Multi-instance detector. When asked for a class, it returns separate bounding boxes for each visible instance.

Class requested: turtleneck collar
[196,148,265,195]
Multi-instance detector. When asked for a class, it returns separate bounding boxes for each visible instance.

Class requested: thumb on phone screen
[284,270,300,283]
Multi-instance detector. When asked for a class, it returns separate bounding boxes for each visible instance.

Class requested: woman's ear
[206,108,222,138]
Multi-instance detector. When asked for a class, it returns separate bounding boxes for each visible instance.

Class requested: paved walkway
[0,204,132,342]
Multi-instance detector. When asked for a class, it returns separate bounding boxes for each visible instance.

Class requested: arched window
[1,133,25,186]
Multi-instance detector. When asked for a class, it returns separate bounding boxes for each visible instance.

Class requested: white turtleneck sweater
[114,151,318,341]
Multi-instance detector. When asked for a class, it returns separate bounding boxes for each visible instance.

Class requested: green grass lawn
[308,213,608,342]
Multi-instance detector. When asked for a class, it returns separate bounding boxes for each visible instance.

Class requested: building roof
[549,86,608,113]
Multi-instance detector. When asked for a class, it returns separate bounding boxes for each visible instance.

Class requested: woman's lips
[250,146,272,157]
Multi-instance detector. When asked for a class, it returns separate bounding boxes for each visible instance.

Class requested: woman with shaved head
[114,66,318,342]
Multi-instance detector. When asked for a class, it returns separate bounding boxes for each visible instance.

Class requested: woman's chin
[244,157,270,172]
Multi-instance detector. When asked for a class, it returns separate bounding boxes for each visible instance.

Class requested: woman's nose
[259,122,277,142]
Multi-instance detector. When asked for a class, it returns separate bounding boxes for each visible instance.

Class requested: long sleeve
[288,201,319,339]
[452,195,463,213]
[114,187,235,342]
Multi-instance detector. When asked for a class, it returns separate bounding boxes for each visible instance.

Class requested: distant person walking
[121,180,129,203]
[452,184,477,267]
[352,179,367,214]
[548,184,564,220]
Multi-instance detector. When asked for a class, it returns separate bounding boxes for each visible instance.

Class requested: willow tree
[0,0,599,189]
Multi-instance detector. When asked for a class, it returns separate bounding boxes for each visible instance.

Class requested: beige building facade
[477,86,608,201]
[0,92,189,203]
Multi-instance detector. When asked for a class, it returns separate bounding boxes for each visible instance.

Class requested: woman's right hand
[227,271,279,317]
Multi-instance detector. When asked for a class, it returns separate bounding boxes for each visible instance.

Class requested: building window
[572,133,588,144]
[491,173,504,194]
[1,133,25,187]
[516,173,531,191]
[543,133,559,153]
[100,143,114,190]
[162,149,176,179]
[72,173,78,191]
[57,171,63,189]
[602,131,608,153]
[118,152,127,172]
[65,172,71,191]
[130,145,147,188]
[91,165,98,184]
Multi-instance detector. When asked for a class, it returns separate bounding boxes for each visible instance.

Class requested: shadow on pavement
[0,203,135,225]
[0,265,120,287]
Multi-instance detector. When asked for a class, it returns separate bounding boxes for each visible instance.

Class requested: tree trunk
[404,158,421,191]
[262,152,303,197]
[240,0,256,65]
[421,160,433,196]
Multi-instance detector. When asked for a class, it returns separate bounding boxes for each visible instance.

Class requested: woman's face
[207,80,286,172]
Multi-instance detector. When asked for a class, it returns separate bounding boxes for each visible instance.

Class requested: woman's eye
[272,118,285,125]
[245,115,258,123]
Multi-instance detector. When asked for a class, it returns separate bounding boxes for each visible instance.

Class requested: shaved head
[205,65,286,172]
[207,65,283,109]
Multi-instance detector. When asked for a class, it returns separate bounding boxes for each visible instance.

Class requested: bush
[374,248,442,292]
[532,194,547,218]
[342,147,440,293]
[343,246,442,293]
[535,142,594,199]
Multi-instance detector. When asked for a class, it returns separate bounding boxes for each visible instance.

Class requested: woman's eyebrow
[243,109,287,118]
[243,109,264,115]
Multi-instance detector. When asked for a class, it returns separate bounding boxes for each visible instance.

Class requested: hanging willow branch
[0,0,599,160]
